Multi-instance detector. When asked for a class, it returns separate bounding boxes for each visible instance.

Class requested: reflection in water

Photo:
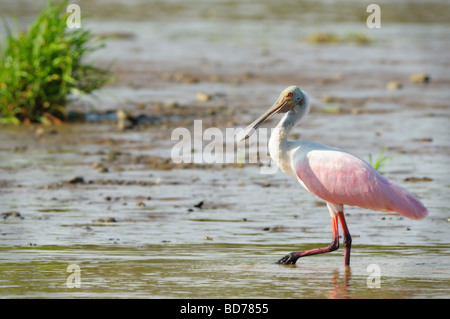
[328,267,351,299]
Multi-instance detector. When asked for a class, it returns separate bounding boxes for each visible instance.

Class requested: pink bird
[238,86,428,267]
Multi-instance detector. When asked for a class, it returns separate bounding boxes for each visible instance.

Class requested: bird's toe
[277,253,298,265]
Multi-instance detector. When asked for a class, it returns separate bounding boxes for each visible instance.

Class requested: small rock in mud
[97,166,109,173]
[37,128,59,137]
[68,176,85,184]
[386,81,403,90]
[314,201,327,207]
[172,72,199,84]
[403,177,433,182]
[262,226,285,232]
[194,201,204,208]
[136,196,152,200]
[1,211,23,220]
[410,72,430,84]
[137,201,146,207]
[105,151,121,162]
[117,109,138,131]
[92,163,109,172]
[196,92,212,102]
[94,217,117,223]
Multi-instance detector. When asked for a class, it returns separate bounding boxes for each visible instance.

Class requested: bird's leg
[277,214,340,265]
[337,211,352,267]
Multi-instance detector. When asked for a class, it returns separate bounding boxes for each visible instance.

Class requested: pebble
[116,109,137,130]
[410,72,430,84]
[164,100,180,109]
[68,176,85,184]
[194,201,204,208]
[97,166,109,173]
[386,81,403,90]
[196,92,212,102]
[261,226,284,232]
[1,211,23,219]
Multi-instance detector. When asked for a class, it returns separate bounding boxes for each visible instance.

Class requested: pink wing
[295,149,428,220]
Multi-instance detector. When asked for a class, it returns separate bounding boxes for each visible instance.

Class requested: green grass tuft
[0,1,112,123]
[368,146,395,174]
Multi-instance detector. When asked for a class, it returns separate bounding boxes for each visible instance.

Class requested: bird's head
[237,86,309,141]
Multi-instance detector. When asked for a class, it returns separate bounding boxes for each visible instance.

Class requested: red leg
[277,214,340,264]
[337,211,352,267]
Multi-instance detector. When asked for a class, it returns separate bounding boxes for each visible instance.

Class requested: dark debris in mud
[403,177,433,182]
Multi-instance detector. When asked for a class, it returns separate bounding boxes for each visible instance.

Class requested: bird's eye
[287,92,293,98]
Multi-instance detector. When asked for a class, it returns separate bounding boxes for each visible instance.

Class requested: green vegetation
[0,1,111,123]
[368,146,395,174]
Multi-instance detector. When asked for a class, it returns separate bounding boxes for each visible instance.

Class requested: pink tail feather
[386,181,428,220]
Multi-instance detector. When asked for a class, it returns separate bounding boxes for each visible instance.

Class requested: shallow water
[0,0,449,299]
[1,243,449,299]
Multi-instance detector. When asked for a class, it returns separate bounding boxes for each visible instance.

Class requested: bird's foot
[277,252,299,265]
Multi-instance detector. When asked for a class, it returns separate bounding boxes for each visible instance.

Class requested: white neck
[268,112,298,169]
[268,94,309,176]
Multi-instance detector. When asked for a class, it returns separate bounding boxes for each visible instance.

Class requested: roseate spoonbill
[238,86,428,267]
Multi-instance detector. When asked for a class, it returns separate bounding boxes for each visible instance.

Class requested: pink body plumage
[295,149,428,220]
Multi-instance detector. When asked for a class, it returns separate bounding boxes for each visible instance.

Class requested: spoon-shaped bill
[236,97,288,142]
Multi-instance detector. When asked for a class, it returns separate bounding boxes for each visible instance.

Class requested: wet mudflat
[0,0,449,299]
